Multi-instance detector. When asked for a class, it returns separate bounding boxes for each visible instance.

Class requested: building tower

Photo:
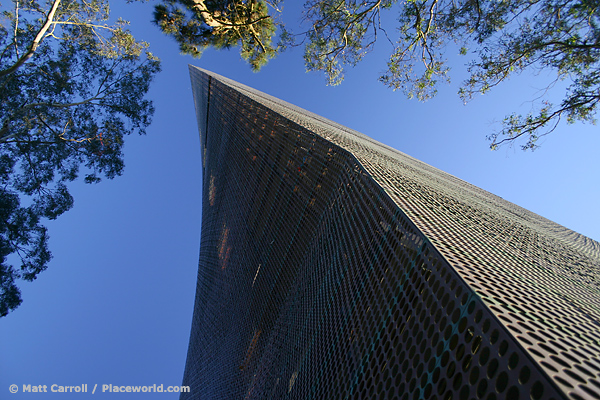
[182,66,600,400]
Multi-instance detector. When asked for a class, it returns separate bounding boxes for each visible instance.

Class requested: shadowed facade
[182,66,600,400]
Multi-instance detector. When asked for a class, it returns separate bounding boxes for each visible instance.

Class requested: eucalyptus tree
[153,0,284,70]
[0,0,160,316]
[157,0,600,150]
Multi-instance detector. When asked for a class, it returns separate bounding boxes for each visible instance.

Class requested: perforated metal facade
[182,66,600,400]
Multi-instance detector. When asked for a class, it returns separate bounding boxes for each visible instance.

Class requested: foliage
[154,0,284,70]
[308,0,600,150]
[167,0,600,150]
[0,0,160,316]
[303,0,394,86]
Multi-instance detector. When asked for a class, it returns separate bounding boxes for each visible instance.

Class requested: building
[181,66,600,400]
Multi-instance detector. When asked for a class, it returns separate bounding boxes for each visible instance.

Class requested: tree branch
[0,0,62,77]
[22,97,105,109]
[14,0,20,58]
[189,0,271,29]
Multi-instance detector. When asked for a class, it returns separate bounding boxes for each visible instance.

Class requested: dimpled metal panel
[182,66,600,400]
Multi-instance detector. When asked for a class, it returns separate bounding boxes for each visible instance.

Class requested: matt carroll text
[23,384,89,393]
[17,384,190,394]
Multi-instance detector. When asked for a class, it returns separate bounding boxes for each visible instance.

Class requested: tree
[153,0,285,70]
[161,0,600,150]
[0,0,160,316]
[377,0,600,151]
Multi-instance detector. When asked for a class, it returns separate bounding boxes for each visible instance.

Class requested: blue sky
[1,2,599,399]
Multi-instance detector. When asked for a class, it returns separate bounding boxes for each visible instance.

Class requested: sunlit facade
[181,66,600,400]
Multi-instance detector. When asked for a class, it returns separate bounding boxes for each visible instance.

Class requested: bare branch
[14,0,20,58]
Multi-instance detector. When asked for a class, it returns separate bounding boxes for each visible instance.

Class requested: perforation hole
[519,366,531,384]
[487,359,499,379]
[495,371,508,393]
[508,353,519,370]
[530,381,544,400]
